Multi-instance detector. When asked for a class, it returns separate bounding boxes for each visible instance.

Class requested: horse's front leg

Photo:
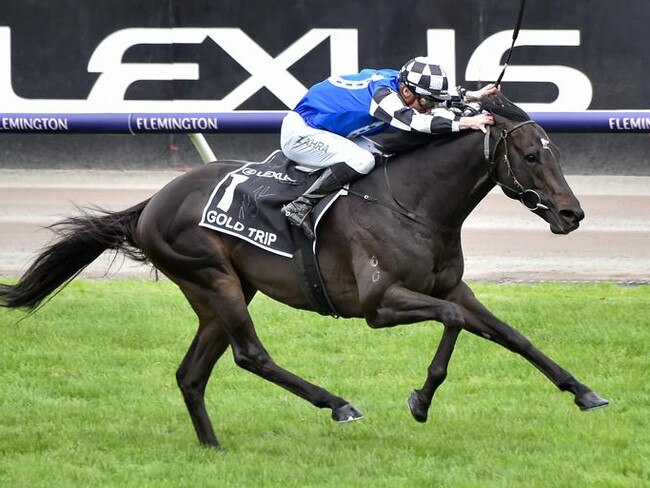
[362,283,465,422]
[447,281,609,411]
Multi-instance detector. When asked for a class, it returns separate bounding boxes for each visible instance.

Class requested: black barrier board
[0,0,647,114]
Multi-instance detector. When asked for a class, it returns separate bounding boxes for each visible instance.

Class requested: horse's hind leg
[176,321,230,448]
[175,281,258,448]
[449,281,609,411]
[209,277,361,423]
[172,265,361,447]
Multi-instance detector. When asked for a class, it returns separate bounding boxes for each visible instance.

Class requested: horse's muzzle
[551,206,585,234]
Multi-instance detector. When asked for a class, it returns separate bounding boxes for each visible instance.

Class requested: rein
[484,120,549,211]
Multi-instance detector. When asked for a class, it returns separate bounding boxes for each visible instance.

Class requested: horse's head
[480,92,584,234]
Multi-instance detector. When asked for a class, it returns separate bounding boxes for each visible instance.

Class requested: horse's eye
[525,154,537,163]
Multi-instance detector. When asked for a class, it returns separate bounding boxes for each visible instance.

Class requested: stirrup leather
[281,164,362,240]
[282,199,315,239]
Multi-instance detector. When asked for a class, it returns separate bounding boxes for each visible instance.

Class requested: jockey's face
[399,83,438,113]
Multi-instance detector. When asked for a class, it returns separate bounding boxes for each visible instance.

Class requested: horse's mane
[479,91,530,121]
[369,129,438,154]
[370,127,475,154]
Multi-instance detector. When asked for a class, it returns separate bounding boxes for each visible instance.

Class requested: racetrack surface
[0,169,648,283]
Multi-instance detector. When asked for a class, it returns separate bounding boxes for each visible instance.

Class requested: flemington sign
[0,112,283,134]
[2,112,649,134]
[0,0,647,133]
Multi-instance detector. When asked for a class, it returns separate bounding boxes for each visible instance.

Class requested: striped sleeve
[369,87,461,133]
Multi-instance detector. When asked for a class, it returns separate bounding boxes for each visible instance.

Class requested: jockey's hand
[465,83,500,102]
[459,113,495,133]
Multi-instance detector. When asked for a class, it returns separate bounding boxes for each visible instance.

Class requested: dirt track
[0,170,648,282]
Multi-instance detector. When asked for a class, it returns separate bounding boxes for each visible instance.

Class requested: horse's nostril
[560,208,584,223]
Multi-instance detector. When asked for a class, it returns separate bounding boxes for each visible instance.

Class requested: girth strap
[292,239,340,318]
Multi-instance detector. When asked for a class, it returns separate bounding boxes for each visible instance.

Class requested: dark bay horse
[0,93,608,448]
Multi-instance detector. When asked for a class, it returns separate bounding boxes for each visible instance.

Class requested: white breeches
[280,111,376,174]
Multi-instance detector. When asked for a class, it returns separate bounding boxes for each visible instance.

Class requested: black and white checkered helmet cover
[399,56,451,100]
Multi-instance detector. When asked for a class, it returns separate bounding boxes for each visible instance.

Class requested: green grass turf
[0,280,648,487]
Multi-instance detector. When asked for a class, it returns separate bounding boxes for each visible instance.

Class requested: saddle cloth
[199,151,346,257]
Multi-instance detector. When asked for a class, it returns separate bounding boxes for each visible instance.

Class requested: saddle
[199,150,342,257]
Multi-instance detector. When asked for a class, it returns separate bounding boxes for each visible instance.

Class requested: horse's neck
[392,131,495,229]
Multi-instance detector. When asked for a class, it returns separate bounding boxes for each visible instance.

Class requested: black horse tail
[0,199,151,310]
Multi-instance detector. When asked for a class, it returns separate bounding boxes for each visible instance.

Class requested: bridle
[483,0,542,211]
[350,117,549,229]
[483,120,549,212]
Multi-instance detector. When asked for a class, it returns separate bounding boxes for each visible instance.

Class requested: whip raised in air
[495,0,528,87]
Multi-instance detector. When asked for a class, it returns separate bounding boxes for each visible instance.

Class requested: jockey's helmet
[399,57,452,101]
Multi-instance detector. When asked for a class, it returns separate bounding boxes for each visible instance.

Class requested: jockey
[281,56,497,239]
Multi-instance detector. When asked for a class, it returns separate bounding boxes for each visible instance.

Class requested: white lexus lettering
[89,28,357,108]
[0,26,357,112]
[0,26,594,112]
[465,29,593,112]
[241,168,296,182]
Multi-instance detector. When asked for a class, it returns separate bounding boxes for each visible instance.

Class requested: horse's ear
[480,91,531,123]
[479,90,501,112]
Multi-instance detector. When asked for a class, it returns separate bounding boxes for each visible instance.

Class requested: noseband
[483,120,549,212]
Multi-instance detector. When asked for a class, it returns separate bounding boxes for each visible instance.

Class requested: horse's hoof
[575,391,609,411]
[202,443,226,452]
[332,403,364,423]
[407,390,429,423]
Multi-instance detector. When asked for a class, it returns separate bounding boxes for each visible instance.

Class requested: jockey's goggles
[416,95,440,110]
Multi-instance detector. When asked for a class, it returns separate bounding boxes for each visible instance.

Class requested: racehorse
[0,92,608,449]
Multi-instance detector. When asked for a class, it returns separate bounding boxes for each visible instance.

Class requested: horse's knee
[232,347,272,373]
[176,369,204,403]
[364,308,393,329]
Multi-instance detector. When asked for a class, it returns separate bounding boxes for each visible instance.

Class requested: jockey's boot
[282,162,362,240]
